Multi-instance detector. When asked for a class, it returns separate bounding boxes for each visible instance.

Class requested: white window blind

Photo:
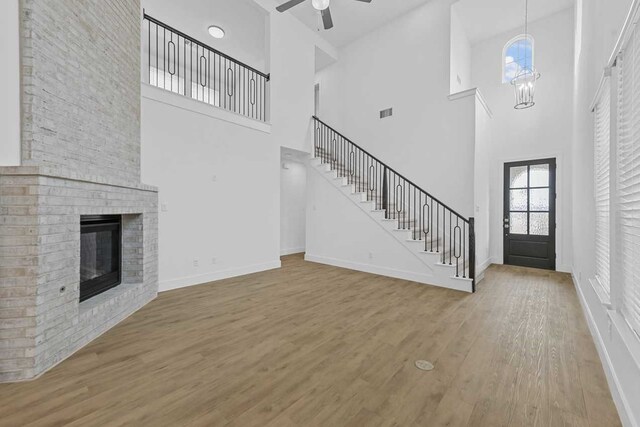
[594,78,611,294]
[617,24,640,338]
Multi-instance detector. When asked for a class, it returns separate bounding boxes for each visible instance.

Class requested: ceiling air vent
[380,108,393,119]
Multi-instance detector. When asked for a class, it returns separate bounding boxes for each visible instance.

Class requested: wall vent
[380,108,393,119]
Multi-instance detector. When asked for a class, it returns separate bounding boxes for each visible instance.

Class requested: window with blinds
[616,24,640,338]
[594,78,611,294]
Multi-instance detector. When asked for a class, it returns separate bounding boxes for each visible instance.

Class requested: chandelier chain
[525,0,528,38]
[524,0,529,69]
[511,0,539,110]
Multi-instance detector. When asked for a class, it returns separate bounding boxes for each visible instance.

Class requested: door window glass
[508,163,551,236]
[529,164,549,187]
[510,212,528,234]
[530,212,550,235]
[510,189,528,211]
[510,166,528,188]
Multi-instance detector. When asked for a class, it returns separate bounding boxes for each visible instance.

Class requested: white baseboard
[477,257,492,272]
[572,273,637,427]
[159,260,281,292]
[304,253,472,292]
[280,247,305,256]
[557,263,572,273]
[483,256,571,275]
[475,257,493,285]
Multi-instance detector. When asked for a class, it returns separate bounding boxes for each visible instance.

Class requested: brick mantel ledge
[0,166,157,193]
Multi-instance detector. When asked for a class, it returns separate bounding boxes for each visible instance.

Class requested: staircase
[309,116,476,292]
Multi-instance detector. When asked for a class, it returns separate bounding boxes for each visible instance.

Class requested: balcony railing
[143,14,270,122]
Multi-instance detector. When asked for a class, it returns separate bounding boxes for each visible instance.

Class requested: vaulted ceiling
[454,0,574,44]
[280,0,575,48]
[283,0,435,47]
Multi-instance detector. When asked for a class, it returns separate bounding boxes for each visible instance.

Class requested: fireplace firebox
[80,215,122,302]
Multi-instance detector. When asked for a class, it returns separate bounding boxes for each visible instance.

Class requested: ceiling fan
[276,0,372,30]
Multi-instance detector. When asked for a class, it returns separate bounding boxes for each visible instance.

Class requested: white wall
[450,4,472,94]
[572,1,640,425]
[0,0,21,166]
[470,8,575,272]
[311,0,494,284]
[141,88,280,291]
[251,0,338,153]
[305,165,441,284]
[280,158,306,255]
[139,0,333,290]
[315,0,476,218]
[268,8,317,152]
[473,93,493,274]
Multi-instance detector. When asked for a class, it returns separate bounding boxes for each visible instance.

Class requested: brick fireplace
[0,0,158,382]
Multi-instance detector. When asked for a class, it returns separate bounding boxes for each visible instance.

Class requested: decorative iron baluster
[454,218,462,277]
[395,183,403,228]
[423,202,430,251]
[369,165,375,193]
[449,211,452,265]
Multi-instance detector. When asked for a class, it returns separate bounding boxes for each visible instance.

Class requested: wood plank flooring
[0,255,621,426]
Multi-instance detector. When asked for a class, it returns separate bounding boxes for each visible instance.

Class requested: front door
[503,158,556,270]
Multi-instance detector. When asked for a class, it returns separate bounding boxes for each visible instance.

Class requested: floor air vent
[415,360,434,371]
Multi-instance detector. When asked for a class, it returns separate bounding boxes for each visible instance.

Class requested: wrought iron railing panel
[143,14,270,122]
[313,116,476,289]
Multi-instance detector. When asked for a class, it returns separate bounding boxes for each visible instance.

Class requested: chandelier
[511,0,540,109]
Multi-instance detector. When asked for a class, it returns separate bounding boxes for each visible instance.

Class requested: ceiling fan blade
[276,0,307,12]
[353,0,372,2]
[321,7,334,30]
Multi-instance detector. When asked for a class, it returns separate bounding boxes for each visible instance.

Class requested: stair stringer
[306,158,473,292]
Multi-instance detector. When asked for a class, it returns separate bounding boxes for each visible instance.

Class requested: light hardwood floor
[0,255,621,426]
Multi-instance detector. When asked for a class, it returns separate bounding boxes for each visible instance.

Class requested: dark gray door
[503,158,556,270]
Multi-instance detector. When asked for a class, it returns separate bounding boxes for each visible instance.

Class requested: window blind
[617,24,640,338]
[594,78,611,294]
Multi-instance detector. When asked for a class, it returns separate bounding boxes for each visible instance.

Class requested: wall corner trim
[448,87,493,118]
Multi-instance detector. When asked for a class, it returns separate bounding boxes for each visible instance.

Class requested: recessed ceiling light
[208,26,225,39]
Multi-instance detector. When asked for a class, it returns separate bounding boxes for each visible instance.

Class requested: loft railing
[313,116,476,290]
[143,13,270,122]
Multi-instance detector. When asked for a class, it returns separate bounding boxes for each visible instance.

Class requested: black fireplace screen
[80,216,121,302]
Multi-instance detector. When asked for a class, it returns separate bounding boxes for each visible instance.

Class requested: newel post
[469,217,476,292]
[382,166,388,218]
